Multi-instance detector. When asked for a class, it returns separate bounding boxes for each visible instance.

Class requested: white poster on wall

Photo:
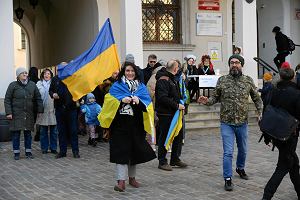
[196,13,222,36]
[208,42,222,62]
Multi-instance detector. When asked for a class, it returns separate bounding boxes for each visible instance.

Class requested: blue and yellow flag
[58,18,120,101]
[164,74,186,150]
[98,81,155,138]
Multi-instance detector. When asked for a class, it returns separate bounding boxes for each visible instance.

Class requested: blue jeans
[220,122,248,179]
[55,107,79,154]
[12,130,32,154]
[40,125,58,151]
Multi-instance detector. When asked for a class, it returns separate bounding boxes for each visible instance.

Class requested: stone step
[185,122,258,135]
[187,102,258,113]
[185,110,258,120]
[185,116,257,127]
[185,116,257,126]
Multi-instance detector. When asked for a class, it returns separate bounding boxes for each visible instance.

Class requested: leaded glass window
[142,0,180,43]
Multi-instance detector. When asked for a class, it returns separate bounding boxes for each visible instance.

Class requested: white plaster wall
[13,23,27,70]
[120,0,143,67]
[289,0,300,68]
[0,0,14,100]
[257,0,283,70]
[143,0,229,73]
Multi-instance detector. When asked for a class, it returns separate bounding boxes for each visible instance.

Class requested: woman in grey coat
[4,67,43,160]
[36,69,57,154]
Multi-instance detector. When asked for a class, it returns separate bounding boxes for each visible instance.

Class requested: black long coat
[109,103,156,165]
[4,80,43,131]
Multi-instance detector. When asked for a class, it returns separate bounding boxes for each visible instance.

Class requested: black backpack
[287,37,296,54]
[259,89,299,146]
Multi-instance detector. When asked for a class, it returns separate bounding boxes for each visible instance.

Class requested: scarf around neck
[121,75,139,93]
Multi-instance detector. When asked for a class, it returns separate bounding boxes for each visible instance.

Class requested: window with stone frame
[142,0,180,43]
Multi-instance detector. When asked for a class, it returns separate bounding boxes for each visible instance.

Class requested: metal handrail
[253,57,278,74]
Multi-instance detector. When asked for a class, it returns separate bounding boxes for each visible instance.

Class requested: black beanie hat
[228,54,245,66]
[272,26,280,33]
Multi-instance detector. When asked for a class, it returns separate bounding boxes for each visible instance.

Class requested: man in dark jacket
[49,63,80,159]
[155,59,187,171]
[262,67,300,200]
[143,54,158,85]
[272,26,290,70]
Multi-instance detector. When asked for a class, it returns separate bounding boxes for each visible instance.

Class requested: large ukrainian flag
[58,18,120,101]
[164,75,187,150]
[98,81,155,138]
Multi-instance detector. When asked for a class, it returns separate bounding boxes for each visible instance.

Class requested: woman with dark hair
[98,62,156,192]
[36,69,57,154]
[198,55,215,97]
[198,55,215,75]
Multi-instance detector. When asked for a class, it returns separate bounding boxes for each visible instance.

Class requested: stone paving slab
[0,126,299,200]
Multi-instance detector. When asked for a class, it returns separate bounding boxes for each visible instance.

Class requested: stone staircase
[185,102,259,134]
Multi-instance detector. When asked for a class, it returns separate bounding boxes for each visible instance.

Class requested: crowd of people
[3,50,300,199]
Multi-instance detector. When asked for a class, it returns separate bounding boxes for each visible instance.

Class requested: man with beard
[198,54,263,191]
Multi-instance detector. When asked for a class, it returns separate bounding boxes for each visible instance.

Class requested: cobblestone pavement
[0,126,299,200]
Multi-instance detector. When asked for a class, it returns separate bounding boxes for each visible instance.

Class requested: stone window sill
[143,44,196,51]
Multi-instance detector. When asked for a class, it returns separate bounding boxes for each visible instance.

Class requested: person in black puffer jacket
[155,59,187,171]
[262,67,300,200]
[272,26,290,70]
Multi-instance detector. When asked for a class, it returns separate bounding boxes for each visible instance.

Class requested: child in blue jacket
[81,93,102,146]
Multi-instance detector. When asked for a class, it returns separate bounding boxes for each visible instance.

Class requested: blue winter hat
[86,93,95,100]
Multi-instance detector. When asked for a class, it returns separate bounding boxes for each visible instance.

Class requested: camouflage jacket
[206,74,263,125]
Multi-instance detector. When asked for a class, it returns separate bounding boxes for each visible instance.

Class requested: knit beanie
[281,61,290,69]
[185,54,196,61]
[263,72,272,81]
[86,93,95,100]
[272,26,280,33]
[228,54,245,66]
[125,54,135,63]
[16,67,28,77]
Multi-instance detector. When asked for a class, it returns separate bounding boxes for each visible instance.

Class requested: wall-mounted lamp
[29,0,38,9]
[14,0,24,22]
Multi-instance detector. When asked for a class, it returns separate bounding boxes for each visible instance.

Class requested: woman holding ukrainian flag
[98,62,156,192]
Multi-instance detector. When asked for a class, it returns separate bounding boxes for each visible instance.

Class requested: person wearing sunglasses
[143,54,158,85]
[198,54,263,191]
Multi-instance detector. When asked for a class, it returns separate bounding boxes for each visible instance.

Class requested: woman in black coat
[99,62,156,192]
[262,67,300,200]
[4,67,43,160]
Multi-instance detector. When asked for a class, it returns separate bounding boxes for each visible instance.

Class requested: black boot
[88,137,92,145]
[92,138,97,147]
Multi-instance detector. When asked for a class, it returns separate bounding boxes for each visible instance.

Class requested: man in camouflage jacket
[198,54,263,191]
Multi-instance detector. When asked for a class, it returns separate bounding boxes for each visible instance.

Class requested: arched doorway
[13,0,99,69]
[13,22,30,71]
[257,0,284,71]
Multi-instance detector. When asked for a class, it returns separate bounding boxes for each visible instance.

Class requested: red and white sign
[198,0,220,11]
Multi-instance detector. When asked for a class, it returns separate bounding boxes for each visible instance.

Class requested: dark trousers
[55,107,79,154]
[273,52,289,70]
[12,130,32,154]
[157,115,183,165]
[263,136,300,199]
